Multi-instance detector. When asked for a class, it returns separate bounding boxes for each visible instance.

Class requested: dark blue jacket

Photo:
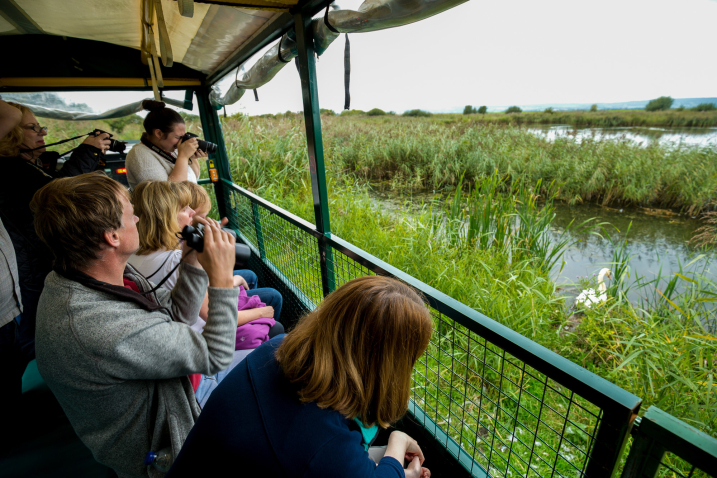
[168,336,404,478]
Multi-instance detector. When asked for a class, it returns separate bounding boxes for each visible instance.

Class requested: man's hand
[195,217,235,288]
[83,131,111,153]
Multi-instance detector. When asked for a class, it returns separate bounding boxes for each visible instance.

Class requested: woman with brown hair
[167,275,433,478]
[125,100,207,189]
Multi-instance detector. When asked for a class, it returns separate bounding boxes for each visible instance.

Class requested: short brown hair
[183,181,211,213]
[30,172,128,272]
[0,102,31,157]
[131,180,191,255]
[276,276,433,428]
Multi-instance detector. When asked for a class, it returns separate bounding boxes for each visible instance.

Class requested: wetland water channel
[372,190,714,304]
[526,124,717,147]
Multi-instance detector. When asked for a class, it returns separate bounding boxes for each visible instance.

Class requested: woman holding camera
[168,276,433,478]
[125,100,207,189]
[0,101,110,410]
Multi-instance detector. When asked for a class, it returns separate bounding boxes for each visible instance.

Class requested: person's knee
[268,321,284,338]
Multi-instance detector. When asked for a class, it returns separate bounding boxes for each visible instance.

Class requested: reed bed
[456,109,717,128]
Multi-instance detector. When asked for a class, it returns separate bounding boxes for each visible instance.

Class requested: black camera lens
[91,129,126,154]
[108,139,127,153]
[182,132,217,154]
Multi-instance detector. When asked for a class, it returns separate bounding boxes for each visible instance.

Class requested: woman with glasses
[0,102,111,407]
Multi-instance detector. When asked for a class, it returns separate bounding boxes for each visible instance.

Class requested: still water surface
[370,191,714,304]
[526,125,717,147]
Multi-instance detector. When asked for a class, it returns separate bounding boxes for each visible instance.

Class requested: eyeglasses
[24,124,48,133]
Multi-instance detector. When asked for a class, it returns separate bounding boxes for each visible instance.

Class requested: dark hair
[276,276,433,428]
[30,172,128,272]
[142,100,184,136]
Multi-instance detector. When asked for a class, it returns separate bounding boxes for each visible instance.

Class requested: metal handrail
[622,407,717,478]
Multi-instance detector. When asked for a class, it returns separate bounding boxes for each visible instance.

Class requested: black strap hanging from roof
[343,34,351,111]
[324,5,339,34]
[253,89,259,101]
[324,4,350,111]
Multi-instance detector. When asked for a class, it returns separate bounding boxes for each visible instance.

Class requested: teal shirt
[352,417,379,451]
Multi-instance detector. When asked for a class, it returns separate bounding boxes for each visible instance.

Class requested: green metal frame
[622,407,717,478]
[294,11,336,297]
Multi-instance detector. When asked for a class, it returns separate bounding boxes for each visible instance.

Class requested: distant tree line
[463,105,487,114]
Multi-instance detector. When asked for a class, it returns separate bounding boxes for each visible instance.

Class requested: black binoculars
[180,223,251,269]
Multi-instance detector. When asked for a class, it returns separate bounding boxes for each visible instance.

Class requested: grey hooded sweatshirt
[35,262,239,478]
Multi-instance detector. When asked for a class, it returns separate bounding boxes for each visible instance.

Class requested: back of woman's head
[141,100,184,136]
[131,180,191,254]
[276,275,433,428]
[183,181,211,213]
[0,102,31,157]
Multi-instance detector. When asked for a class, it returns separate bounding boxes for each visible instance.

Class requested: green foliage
[463,105,475,115]
[402,109,432,117]
[590,104,598,112]
[692,103,717,112]
[105,114,142,134]
[178,111,201,123]
[325,116,717,213]
[444,108,717,128]
[340,109,365,116]
[646,96,674,112]
[320,108,336,116]
[505,105,522,114]
[366,108,386,116]
[478,105,487,114]
[544,107,554,114]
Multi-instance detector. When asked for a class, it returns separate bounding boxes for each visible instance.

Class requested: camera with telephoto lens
[180,223,251,268]
[181,132,217,154]
[91,129,127,153]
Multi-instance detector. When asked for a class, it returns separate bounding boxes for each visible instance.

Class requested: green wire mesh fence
[208,180,715,478]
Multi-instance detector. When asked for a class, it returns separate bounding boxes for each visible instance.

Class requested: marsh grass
[457,109,717,128]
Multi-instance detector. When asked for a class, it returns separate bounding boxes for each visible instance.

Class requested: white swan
[575,268,612,308]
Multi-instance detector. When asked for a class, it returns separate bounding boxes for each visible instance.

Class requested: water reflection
[551,203,713,301]
[527,124,717,147]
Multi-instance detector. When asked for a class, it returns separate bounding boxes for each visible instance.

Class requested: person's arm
[0,99,22,140]
[303,433,409,478]
[98,220,239,379]
[198,290,274,327]
[167,137,199,182]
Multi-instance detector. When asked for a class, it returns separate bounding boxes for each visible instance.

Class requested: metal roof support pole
[195,87,233,223]
[295,11,335,297]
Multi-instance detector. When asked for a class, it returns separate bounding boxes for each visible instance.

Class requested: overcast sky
[57,0,716,115]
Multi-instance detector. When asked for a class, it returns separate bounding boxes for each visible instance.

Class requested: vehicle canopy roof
[0,0,316,92]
